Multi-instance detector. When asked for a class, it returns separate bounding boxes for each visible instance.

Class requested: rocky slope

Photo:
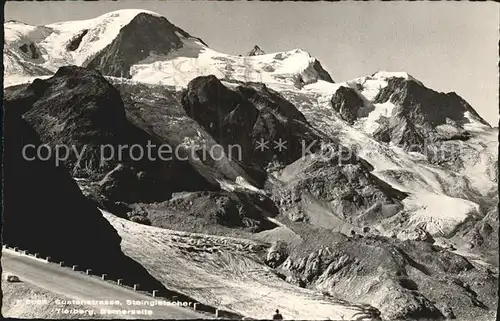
[275,75,497,240]
[181,75,324,169]
[4,66,321,233]
[272,150,408,231]
[274,231,498,320]
[3,66,218,209]
[369,76,490,150]
[131,190,279,234]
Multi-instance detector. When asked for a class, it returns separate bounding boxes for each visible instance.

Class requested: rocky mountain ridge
[247,45,266,56]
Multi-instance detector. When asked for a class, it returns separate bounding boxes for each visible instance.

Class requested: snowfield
[102,211,379,320]
[130,47,331,88]
[4,9,332,90]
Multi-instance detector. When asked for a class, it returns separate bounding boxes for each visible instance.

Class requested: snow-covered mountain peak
[46,9,162,27]
[97,8,162,19]
[248,45,266,56]
[344,71,424,99]
[3,9,207,85]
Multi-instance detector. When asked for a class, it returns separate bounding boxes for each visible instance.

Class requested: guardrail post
[86,269,92,275]
[72,265,78,271]
[101,274,107,280]
[34,253,39,258]
[152,290,158,297]
[133,284,139,291]
[215,309,220,318]
[59,261,65,266]
[193,303,199,311]
[14,247,19,252]
[117,279,123,286]
[46,256,51,262]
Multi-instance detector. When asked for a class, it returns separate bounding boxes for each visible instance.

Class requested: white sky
[5,1,499,125]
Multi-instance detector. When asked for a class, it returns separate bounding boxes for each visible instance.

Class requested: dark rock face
[112,78,265,191]
[19,42,41,59]
[84,13,206,78]
[182,75,259,160]
[373,116,426,149]
[3,106,119,262]
[2,105,169,293]
[4,64,494,319]
[97,163,159,204]
[312,59,335,83]
[181,75,322,169]
[331,86,364,124]
[6,66,134,177]
[372,77,490,149]
[69,76,285,231]
[247,45,265,56]
[66,29,89,51]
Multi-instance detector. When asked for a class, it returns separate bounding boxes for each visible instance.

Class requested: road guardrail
[2,243,245,319]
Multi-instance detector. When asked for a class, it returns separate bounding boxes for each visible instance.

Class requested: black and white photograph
[1,1,499,320]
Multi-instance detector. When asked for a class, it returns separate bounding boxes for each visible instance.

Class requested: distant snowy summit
[247,45,266,56]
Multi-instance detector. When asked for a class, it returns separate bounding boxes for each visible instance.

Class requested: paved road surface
[2,249,210,319]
